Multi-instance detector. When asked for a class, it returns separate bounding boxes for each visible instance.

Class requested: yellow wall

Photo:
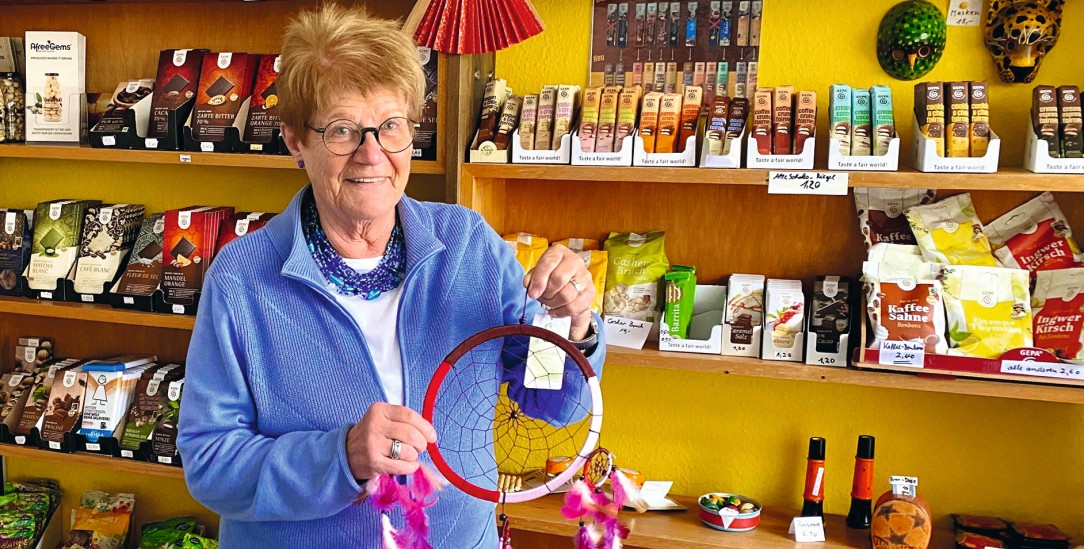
[496,0,1084,539]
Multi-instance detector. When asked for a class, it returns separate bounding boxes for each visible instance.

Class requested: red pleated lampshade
[405,0,546,54]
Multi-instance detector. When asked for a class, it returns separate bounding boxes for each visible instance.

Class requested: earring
[297,159,305,169]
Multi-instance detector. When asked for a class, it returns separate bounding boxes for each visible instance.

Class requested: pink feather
[600,518,630,549]
[403,504,432,549]
[590,490,619,521]
[574,522,601,549]
[408,464,445,507]
[381,514,407,549]
[561,480,596,520]
[611,469,649,513]
[367,475,403,512]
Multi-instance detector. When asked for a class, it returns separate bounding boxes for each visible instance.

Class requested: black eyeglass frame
[305,117,420,156]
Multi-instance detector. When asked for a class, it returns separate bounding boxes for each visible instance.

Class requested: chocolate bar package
[161,206,234,305]
[752,87,772,154]
[241,54,282,147]
[72,204,146,295]
[149,49,208,139]
[190,52,259,142]
[945,81,970,157]
[829,84,852,155]
[534,86,557,151]
[871,85,895,156]
[214,212,275,256]
[1032,85,1060,158]
[676,85,701,152]
[705,95,730,156]
[614,86,641,152]
[596,86,621,153]
[638,91,662,153]
[725,97,749,145]
[474,78,507,148]
[79,356,158,443]
[969,81,990,158]
[151,378,184,459]
[850,88,872,156]
[915,82,945,155]
[655,92,682,153]
[15,358,81,437]
[793,90,816,155]
[492,94,522,151]
[27,199,101,291]
[120,364,184,452]
[15,336,54,372]
[552,85,578,149]
[112,214,165,297]
[0,209,34,296]
[578,88,602,153]
[91,79,154,135]
[1057,85,1082,158]
[39,365,87,445]
[809,276,851,354]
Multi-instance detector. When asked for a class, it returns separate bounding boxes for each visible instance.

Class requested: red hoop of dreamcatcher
[422,324,603,505]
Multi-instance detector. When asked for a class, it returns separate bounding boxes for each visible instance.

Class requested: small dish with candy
[697,492,762,532]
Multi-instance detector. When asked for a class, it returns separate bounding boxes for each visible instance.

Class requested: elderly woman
[176,5,605,548]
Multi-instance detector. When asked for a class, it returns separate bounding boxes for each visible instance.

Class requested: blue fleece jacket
[177,186,605,548]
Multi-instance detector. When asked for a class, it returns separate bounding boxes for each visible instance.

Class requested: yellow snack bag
[503,232,548,272]
[940,265,1033,358]
[576,250,608,313]
[905,193,998,266]
[553,238,600,252]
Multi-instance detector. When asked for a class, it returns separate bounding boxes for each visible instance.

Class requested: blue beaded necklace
[301,190,406,299]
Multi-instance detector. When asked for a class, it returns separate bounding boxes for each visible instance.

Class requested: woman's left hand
[523,245,595,340]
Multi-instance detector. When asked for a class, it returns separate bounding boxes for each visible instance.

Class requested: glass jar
[0,73,24,142]
[43,72,62,122]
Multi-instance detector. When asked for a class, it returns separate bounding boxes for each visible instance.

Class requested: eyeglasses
[306,117,419,156]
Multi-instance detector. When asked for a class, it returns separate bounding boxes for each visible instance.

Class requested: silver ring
[569,277,585,295]
[390,439,402,460]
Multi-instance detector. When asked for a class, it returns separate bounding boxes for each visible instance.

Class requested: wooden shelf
[462,163,1084,192]
[0,143,444,174]
[504,493,952,549]
[608,345,1084,405]
[0,297,195,330]
[0,443,183,480]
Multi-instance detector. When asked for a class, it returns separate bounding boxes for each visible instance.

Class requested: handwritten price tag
[879,341,925,368]
[890,476,919,497]
[1001,360,1084,381]
[768,171,848,196]
[947,2,981,26]
[789,516,826,542]
[603,316,652,349]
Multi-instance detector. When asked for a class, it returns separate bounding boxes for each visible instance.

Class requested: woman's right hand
[346,402,437,481]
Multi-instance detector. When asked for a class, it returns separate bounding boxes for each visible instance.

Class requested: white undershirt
[333,256,405,406]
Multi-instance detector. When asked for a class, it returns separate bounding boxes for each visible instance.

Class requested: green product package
[181,533,218,549]
[141,515,198,549]
[602,231,669,322]
[664,265,697,339]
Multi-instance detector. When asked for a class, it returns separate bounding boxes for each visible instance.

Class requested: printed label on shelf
[102,135,116,147]
[172,304,185,314]
[767,171,848,196]
[603,316,652,350]
[947,3,981,26]
[179,154,192,163]
[85,443,100,452]
[13,436,25,445]
[48,441,60,450]
[879,341,925,368]
[250,143,263,151]
[123,296,135,305]
[158,455,173,464]
[80,294,93,302]
[40,292,52,299]
[200,142,215,152]
[1000,360,1084,381]
[145,138,159,149]
[120,449,134,458]
[789,516,826,542]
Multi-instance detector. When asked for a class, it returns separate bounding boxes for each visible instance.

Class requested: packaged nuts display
[603,231,668,322]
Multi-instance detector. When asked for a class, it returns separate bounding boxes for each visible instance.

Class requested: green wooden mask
[877,1,948,81]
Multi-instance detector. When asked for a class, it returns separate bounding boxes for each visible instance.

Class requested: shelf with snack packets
[0,143,446,174]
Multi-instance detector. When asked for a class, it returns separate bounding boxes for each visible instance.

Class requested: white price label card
[179,154,192,163]
[879,341,925,368]
[603,316,652,349]
[525,313,571,390]
[85,443,100,452]
[947,2,981,26]
[145,138,159,148]
[890,476,919,496]
[120,449,134,458]
[638,481,673,507]
[158,455,173,464]
[768,171,848,196]
[1000,360,1084,381]
[102,135,116,147]
[14,436,25,445]
[40,292,52,299]
[81,294,93,302]
[171,304,185,314]
[200,141,215,152]
[123,296,135,305]
[48,441,60,450]
[789,516,826,542]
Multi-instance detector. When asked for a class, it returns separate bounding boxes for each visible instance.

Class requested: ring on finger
[390,439,402,460]
[569,277,585,295]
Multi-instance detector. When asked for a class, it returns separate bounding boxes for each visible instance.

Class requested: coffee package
[939,265,1033,358]
[149,49,209,140]
[214,212,275,256]
[0,209,34,296]
[1031,268,1084,363]
[112,214,165,297]
[241,54,282,149]
[503,233,548,272]
[27,199,102,291]
[15,358,81,437]
[985,192,1083,274]
[905,193,997,266]
[724,273,765,356]
[762,279,804,362]
[120,364,184,452]
[854,188,936,249]
[862,247,947,353]
[79,356,157,443]
[72,204,146,295]
[161,206,234,305]
[603,231,668,322]
[40,365,88,446]
[189,52,258,144]
[151,378,184,460]
[808,276,851,355]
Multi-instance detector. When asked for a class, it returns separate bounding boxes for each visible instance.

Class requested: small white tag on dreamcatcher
[526,313,571,390]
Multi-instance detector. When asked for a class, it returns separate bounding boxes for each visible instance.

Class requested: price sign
[890,476,919,497]
[947,2,981,26]
[789,516,826,542]
[768,171,849,196]
[1000,360,1084,381]
[879,341,925,368]
[603,316,652,349]
[85,443,101,452]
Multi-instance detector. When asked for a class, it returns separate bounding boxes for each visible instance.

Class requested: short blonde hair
[279,4,425,137]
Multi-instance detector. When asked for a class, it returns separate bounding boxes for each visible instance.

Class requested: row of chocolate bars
[1,338,184,465]
[0,200,274,311]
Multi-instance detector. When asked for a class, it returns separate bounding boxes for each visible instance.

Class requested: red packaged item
[986,192,1084,274]
[1032,268,1084,363]
[1010,521,1070,544]
[161,206,234,305]
[955,531,1004,549]
[215,212,276,256]
[149,49,209,139]
[190,52,259,142]
[242,54,281,147]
